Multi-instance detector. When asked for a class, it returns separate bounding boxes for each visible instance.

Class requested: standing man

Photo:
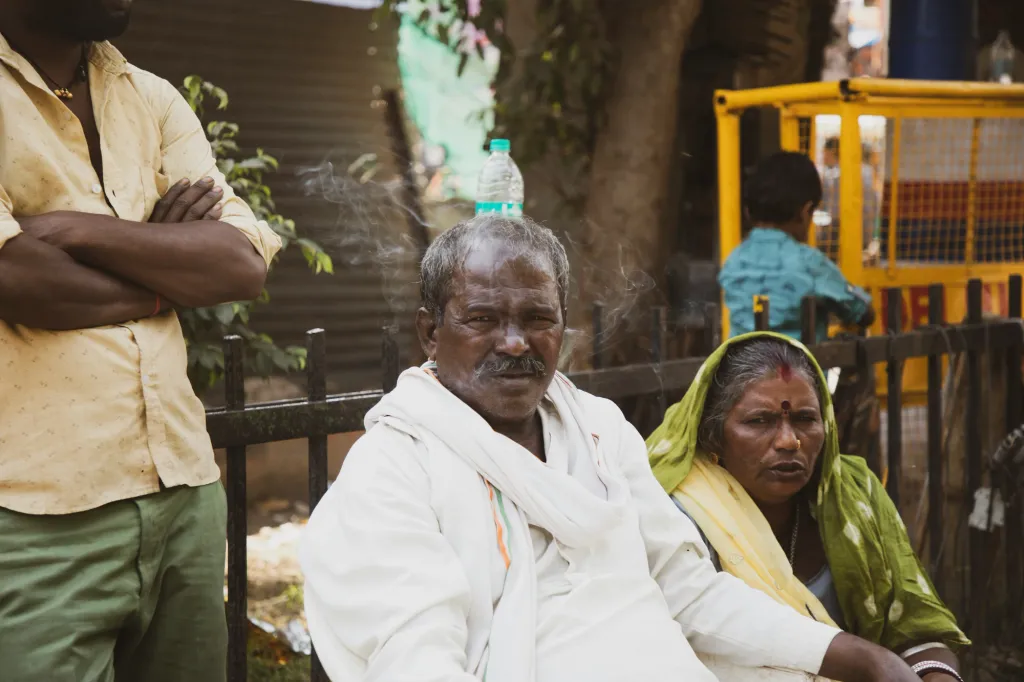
[0,1,281,680]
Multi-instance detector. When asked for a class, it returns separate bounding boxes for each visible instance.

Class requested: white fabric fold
[364,368,628,682]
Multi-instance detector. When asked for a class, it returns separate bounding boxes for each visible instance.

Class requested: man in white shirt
[300,214,922,682]
[819,136,881,263]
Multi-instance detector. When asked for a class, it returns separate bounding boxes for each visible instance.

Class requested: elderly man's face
[417,237,564,429]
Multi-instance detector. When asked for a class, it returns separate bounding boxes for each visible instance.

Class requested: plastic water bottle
[990,31,1015,84]
[475,138,524,217]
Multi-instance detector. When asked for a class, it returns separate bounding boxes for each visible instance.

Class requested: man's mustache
[476,355,547,377]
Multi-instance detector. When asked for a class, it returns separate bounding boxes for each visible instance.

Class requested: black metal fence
[209,275,1024,682]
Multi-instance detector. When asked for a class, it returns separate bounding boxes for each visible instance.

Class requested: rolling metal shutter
[117,0,419,394]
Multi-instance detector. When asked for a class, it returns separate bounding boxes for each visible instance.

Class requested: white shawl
[364,367,628,682]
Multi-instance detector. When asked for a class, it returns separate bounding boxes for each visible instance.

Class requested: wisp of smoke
[560,225,659,360]
[297,158,424,324]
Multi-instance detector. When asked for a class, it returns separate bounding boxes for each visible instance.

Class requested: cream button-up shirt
[0,36,282,514]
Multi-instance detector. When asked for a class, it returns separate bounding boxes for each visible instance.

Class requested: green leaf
[197,347,221,370]
[213,304,237,326]
[211,85,229,109]
[178,75,335,395]
[236,157,272,171]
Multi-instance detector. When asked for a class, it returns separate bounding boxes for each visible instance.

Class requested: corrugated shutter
[116,0,419,393]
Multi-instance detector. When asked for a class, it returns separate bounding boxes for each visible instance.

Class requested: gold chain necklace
[13,45,88,100]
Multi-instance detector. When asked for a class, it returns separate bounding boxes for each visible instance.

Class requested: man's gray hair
[697,339,823,455]
[419,213,571,322]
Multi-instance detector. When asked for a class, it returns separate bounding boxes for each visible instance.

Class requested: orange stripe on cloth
[486,481,511,569]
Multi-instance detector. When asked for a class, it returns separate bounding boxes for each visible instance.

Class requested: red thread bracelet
[152,294,162,316]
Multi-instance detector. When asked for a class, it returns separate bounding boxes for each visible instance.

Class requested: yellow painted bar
[861,263,1018,288]
[965,118,981,265]
[787,103,843,117]
[716,110,742,339]
[787,100,1024,120]
[886,117,902,277]
[845,77,1024,100]
[806,113,818,244]
[838,101,864,286]
[715,82,843,112]
[717,79,1024,114]
[779,110,801,152]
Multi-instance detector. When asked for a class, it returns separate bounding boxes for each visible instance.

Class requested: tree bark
[572,0,704,366]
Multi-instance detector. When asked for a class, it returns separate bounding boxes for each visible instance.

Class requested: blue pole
[888,0,978,80]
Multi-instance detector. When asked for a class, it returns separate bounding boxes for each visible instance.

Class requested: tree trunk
[574,0,703,366]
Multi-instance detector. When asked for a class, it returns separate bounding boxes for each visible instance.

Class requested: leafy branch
[178,76,334,392]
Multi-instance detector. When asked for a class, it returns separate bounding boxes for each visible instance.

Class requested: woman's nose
[774,419,800,451]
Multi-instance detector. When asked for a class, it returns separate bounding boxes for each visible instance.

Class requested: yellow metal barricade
[715,78,1024,403]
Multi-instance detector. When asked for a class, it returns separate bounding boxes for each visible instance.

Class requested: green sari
[647,331,969,652]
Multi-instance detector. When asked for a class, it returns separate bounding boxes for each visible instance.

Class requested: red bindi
[778,362,793,382]
[781,400,791,413]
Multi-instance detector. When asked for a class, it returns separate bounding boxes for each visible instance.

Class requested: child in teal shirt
[719,152,875,342]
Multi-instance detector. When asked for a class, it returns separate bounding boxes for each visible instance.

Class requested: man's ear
[415,307,439,360]
[801,201,815,221]
[800,201,816,232]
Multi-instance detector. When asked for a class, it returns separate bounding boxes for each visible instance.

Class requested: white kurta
[301,370,839,682]
[528,406,713,682]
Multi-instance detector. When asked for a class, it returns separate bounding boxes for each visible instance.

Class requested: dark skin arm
[819,632,923,682]
[858,306,877,328]
[902,644,960,682]
[0,233,168,330]
[19,178,267,309]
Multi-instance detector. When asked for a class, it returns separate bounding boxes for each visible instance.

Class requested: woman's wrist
[921,674,960,682]
[821,632,912,682]
[914,664,962,682]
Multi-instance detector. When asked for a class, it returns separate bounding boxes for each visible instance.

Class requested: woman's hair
[697,339,823,455]
[744,151,823,227]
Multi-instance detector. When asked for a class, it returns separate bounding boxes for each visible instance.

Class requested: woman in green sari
[648,332,968,681]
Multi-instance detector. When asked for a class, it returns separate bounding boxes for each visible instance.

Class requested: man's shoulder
[92,42,183,118]
[345,420,424,468]
[573,387,630,435]
[795,241,838,273]
[123,62,181,109]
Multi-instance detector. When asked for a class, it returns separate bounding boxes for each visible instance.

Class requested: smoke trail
[297,156,423,324]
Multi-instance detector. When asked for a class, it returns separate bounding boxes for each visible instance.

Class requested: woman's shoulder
[836,454,881,489]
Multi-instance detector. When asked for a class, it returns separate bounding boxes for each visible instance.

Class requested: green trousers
[0,483,228,682]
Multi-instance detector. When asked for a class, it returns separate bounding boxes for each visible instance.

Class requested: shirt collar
[0,32,129,76]
[750,226,791,239]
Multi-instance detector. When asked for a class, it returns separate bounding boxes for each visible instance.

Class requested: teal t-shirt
[719,228,872,342]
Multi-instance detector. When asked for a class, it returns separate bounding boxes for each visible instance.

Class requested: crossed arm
[0,179,267,331]
[0,73,283,331]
